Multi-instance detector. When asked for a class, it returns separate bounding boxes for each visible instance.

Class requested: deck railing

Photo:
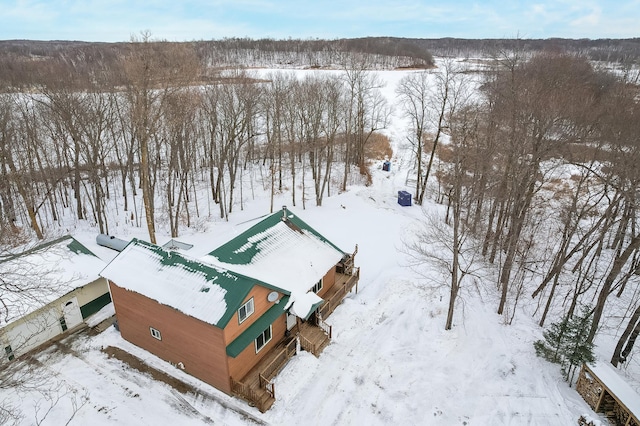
[319,267,360,319]
[231,378,270,411]
[258,374,275,399]
[317,317,332,339]
[260,338,297,383]
[232,338,298,412]
[298,333,317,355]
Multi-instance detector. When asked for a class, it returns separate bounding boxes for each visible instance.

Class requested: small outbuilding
[0,236,110,360]
[576,361,640,426]
[398,190,412,206]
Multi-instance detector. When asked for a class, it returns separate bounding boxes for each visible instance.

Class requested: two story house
[101,207,359,411]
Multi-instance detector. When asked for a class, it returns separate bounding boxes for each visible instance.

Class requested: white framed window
[255,325,272,353]
[311,278,323,294]
[150,327,162,340]
[238,298,255,324]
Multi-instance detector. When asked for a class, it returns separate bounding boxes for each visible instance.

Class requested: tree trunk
[588,234,640,343]
[611,303,640,367]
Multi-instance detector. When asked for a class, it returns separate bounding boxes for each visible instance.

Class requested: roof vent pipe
[282,205,288,221]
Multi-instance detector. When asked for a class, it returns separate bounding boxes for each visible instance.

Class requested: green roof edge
[209,208,346,265]
[226,295,290,358]
[302,299,325,321]
[108,238,284,328]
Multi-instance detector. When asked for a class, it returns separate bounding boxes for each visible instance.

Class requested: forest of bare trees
[0,38,398,246]
[400,49,640,365]
[2,36,640,370]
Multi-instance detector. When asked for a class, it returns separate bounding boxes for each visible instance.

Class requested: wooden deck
[298,321,331,357]
[319,267,360,319]
[232,320,332,412]
[231,261,360,412]
[232,337,296,412]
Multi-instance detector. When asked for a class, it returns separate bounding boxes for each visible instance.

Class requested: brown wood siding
[316,267,337,299]
[228,312,287,381]
[223,285,283,344]
[109,282,231,394]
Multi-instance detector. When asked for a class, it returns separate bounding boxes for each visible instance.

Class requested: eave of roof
[0,235,97,265]
[100,239,275,328]
[226,295,290,358]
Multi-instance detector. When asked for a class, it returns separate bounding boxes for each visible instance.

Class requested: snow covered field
[2,63,638,425]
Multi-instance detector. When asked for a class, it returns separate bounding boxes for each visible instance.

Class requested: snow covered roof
[587,361,640,418]
[0,236,106,326]
[100,239,268,328]
[203,207,346,319]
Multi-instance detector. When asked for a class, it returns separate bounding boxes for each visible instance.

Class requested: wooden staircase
[298,322,331,357]
[231,379,274,412]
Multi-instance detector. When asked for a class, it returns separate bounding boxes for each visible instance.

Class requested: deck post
[595,384,606,412]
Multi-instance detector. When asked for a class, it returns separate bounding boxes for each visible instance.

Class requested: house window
[238,298,255,324]
[150,327,162,340]
[60,317,68,332]
[4,345,14,361]
[311,278,323,294]
[255,325,272,353]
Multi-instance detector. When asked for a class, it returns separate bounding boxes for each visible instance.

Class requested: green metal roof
[226,295,290,357]
[107,239,275,328]
[66,237,97,256]
[209,208,344,265]
[302,299,325,321]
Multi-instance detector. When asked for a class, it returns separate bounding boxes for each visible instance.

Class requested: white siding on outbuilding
[0,237,109,361]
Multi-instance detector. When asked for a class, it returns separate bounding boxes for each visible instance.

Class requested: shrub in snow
[534,305,595,385]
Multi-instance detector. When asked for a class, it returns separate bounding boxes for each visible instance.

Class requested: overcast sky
[1,0,638,42]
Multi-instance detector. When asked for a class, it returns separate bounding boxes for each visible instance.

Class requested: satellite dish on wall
[267,292,279,302]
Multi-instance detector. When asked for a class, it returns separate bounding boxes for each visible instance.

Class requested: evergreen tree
[534,305,595,385]
[534,316,570,364]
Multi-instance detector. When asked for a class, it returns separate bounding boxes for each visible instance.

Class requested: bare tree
[121,32,200,242]
[296,74,343,206]
[396,71,430,200]
[0,239,90,424]
[262,72,295,206]
[403,104,483,330]
[417,59,468,205]
[340,56,389,188]
[404,206,483,330]
[161,89,200,237]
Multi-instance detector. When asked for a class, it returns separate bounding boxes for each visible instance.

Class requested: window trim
[238,298,255,324]
[150,327,162,340]
[255,325,272,353]
[311,278,323,294]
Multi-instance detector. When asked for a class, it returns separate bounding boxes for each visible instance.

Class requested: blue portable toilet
[398,190,412,206]
[382,160,391,171]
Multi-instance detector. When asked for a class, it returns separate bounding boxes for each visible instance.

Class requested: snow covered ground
[2,63,638,425]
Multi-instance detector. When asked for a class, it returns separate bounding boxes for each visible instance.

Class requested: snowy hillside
[2,61,638,425]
